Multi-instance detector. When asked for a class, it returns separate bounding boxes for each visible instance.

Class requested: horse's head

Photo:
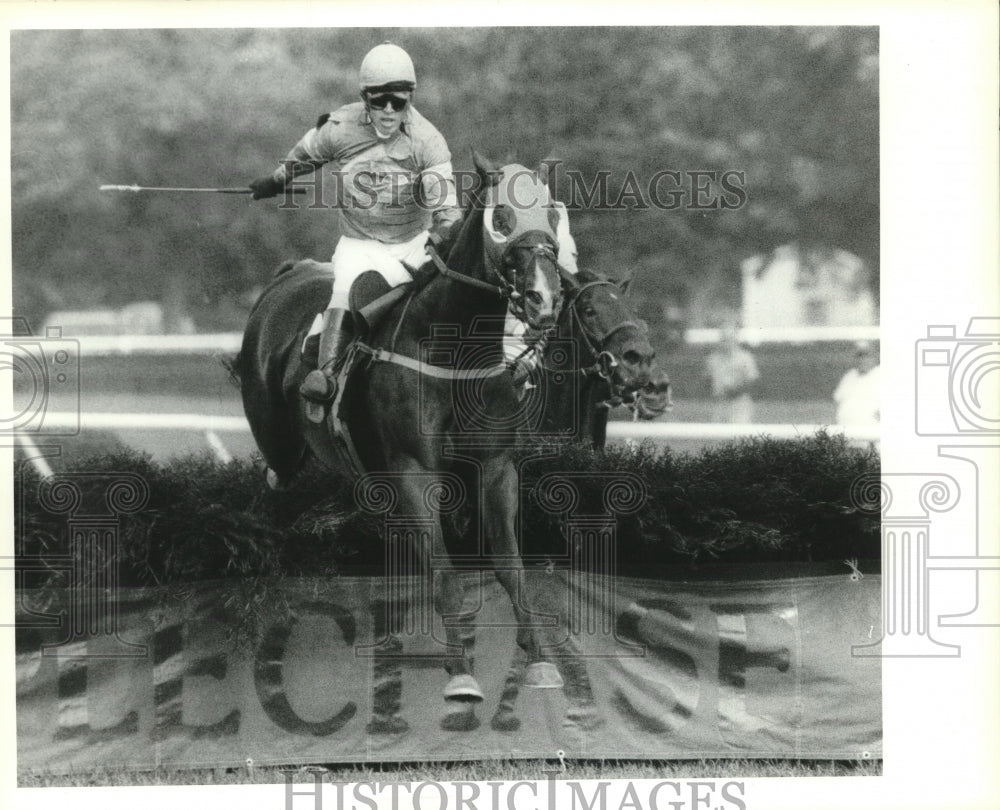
[562,271,670,412]
[470,150,564,331]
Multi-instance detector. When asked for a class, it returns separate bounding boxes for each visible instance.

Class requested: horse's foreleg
[391,460,483,703]
[482,459,563,689]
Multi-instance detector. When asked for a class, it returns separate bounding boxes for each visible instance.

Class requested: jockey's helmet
[359,43,417,93]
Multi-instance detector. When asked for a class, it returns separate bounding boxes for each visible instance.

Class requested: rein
[425,241,509,298]
[355,239,559,382]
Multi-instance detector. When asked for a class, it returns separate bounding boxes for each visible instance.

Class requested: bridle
[563,277,641,396]
[425,235,562,326]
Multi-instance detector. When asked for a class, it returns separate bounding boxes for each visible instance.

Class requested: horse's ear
[472,149,502,185]
[616,275,632,295]
[536,161,550,186]
[560,268,580,291]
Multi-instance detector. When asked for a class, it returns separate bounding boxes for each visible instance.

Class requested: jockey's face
[365,91,410,138]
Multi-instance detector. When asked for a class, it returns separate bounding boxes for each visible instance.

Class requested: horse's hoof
[443,674,484,702]
[523,662,564,688]
[440,707,480,732]
[491,709,521,732]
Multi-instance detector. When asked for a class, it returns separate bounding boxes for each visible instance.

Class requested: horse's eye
[583,307,597,317]
[492,205,516,236]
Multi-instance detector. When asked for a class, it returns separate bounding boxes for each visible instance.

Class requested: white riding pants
[326,231,429,310]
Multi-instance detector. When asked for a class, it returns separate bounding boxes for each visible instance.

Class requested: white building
[740,244,876,329]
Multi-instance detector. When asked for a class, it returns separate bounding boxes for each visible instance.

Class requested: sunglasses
[366,93,409,112]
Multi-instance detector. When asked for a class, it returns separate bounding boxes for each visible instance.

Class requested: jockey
[250,43,578,404]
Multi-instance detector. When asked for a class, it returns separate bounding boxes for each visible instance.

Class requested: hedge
[13,432,880,593]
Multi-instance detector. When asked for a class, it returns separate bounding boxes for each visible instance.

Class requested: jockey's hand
[249,175,285,200]
[408,262,437,287]
[427,220,456,252]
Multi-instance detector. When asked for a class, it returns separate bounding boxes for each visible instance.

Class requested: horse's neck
[392,260,508,366]
[541,311,607,446]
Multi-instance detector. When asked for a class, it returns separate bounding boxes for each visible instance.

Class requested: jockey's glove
[426,219,457,251]
[249,175,285,200]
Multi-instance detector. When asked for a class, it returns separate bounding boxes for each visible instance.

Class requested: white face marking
[610,292,619,300]
[530,253,556,316]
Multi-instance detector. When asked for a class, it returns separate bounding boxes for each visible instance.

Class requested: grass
[19,757,882,786]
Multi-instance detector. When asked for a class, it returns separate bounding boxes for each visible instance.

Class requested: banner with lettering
[15,572,881,774]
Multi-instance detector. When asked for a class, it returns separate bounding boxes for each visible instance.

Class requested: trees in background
[10,27,877,332]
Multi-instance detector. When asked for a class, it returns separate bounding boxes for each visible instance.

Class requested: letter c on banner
[254,602,358,735]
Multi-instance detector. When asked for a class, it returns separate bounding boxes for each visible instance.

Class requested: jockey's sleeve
[553,201,579,274]
[422,161,463,230]
[272,124,335,183]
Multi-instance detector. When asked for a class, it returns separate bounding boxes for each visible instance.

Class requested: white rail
[16,411,878,479]
[72,333,243,356]
[606,420,879,443]
[33,411,250,431]
[26,411,880,442]
[64,326,879,356]
[685,325,879,346]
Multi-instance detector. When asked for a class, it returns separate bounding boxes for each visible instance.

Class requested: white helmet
[359,43,416,92]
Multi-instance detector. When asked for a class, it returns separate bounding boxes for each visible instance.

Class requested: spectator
[705,326,760,423]
[833,341,880,425]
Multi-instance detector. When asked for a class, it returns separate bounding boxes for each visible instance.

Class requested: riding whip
[99,184,307,194]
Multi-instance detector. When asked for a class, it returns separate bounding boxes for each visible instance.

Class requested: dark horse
[535,269,672,447]
[235,154,568,704]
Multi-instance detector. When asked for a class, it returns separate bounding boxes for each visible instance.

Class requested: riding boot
[299,307,352,405]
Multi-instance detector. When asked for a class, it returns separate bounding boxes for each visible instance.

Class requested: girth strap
[356,343,510,381]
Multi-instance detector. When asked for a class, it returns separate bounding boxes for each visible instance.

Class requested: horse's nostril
[526,290,544,307]
[623,350,642,366]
